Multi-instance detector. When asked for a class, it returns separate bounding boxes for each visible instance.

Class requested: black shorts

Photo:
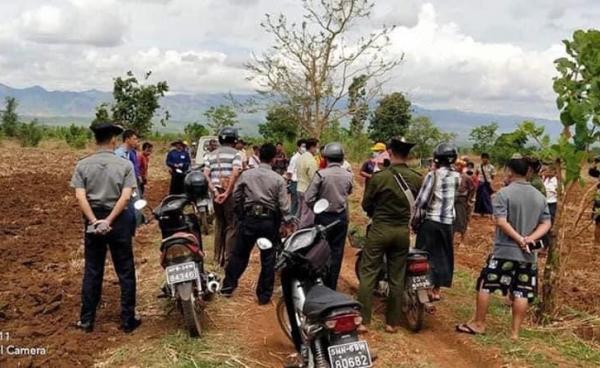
[476,256,537,303]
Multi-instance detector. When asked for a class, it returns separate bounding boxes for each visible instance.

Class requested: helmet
[433,142,458,165]
[218,127,238,144]
[184,170,208,200]
[322,142,344,163]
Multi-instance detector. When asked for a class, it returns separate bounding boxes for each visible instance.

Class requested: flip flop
[455,323,484,335]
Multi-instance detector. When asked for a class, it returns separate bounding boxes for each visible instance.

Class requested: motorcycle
[266,199,373,368]
[349,229,433,332]
[153,191,220,337]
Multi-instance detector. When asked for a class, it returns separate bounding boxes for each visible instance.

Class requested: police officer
[221,143,290,304]
[304,142,353,290]
[204,127,243,267]
[357,137,422,334]
[166,140,192,195]
[70,123,141,333]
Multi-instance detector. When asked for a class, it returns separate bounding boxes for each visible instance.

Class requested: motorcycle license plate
[165,262,199,285]
[328,341,372,368]
[410,275,431,290]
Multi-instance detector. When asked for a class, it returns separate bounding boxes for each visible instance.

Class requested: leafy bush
[17,120,44,147]
[64,124,90,149]
[183,122,209,145]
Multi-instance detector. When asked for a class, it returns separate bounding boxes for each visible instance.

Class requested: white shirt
[248,154,261,169]
[287,151,301,182]
[544,176,558,204]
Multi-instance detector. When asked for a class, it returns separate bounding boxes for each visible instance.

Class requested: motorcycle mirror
[134,199,148,211]
[256,238,273,250]
[313,199,330,215]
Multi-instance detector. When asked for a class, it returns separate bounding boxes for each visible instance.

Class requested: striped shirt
[204,146,242,185]
[414,167,460,225]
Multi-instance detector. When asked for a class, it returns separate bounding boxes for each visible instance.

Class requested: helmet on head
[218,127,238,145]
[322,142,344,163]
[433,142,458,166]
[184,170,208,200]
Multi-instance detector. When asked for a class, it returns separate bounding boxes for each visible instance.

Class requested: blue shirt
[115,145,140,178]
[166,149,191,172]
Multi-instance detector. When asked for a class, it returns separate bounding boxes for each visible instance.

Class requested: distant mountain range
[0,83,561,140]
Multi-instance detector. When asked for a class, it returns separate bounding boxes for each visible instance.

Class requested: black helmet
[433,142,458,165]
[322,142,344,162]
[218,127,238,144]
[184,170,208,200]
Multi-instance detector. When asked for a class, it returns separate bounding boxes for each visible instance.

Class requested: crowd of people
[70,123,558,345]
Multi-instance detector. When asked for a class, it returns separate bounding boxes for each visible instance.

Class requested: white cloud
[0,0,595,119]
[386,3,563,118]
[18,0,128,47]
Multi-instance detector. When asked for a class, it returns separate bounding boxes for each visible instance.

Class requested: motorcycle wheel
[276,298,294,342]
[199,212,210,235]
[403,286,424,332]
[181,293,203,337]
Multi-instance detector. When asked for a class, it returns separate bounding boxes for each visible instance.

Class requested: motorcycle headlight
[284,229,317,253]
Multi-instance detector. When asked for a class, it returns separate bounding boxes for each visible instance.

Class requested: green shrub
[17,120,44,147]
[64,124,90,149]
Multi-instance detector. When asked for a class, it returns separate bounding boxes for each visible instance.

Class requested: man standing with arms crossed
[204,127,242,267]
[358,137,422,333]
[71,123,141,333]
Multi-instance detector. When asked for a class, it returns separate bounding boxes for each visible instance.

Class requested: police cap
[90,123,124,141]
[387,136,415,156]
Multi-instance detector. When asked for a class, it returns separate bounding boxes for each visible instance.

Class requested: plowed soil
[1,145,600,367]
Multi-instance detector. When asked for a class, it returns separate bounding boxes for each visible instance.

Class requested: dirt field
[1,143,599,367]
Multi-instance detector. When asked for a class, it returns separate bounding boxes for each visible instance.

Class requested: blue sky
[0,0,598,119]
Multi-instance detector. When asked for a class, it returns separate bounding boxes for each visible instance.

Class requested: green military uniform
[530,173,546,196]
[358,163,422,326]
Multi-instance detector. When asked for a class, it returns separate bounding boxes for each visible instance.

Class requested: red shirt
[138,152,150,180]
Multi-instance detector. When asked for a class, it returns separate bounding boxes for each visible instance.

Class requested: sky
[0,0,598,119]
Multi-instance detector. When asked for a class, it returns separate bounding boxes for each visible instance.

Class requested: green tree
[368,92,412,142]
[469,123,499,154]
[65,124,91,149]
[184,122,209,145]
[91,103,112,127]
[247,0,400,138]
[109,71,170,136]
[489,130,529,165]
[1,97,20,137]
[406,116,457,159]
[17,119,44,147]
[204,105,238,134]
[536,29,600,320]
[348,75,369,135]
[258,105,299,143]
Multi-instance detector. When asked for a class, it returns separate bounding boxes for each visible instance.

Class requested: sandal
[455,323,484,335]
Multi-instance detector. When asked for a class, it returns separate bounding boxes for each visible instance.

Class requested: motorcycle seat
[161,232,200,251]
[303,285,360,320]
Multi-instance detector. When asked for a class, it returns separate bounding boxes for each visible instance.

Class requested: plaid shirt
[414,167,460,225]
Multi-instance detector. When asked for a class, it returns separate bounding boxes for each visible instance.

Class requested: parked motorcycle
[268,199,373,368]
[153,170,220,337]
[349,229,433,332]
